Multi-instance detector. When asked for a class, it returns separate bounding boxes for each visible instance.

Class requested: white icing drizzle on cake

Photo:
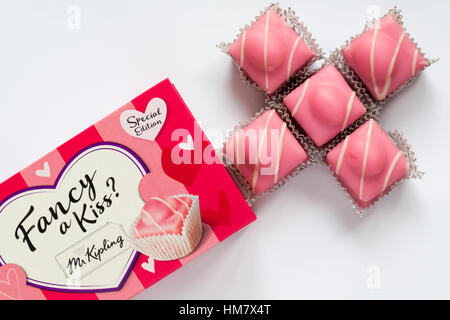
[274,122,287,183]
[370,21,406,100]
[342,91,356,131]
[292,78,309,117]
[240,31,246,68]
[150,197,185,219]
[412,48,419,76]
[264,12,270,90]
[174,197,191,212]
[141,209,168,236]
[381,151,402,192]
[336,136,349,176]
[359,119,374,200]
[252,110,276,190]
[234,131,240,168]
[287,36,301,80]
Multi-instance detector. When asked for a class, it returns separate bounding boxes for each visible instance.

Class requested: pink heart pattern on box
[0,264,26,300]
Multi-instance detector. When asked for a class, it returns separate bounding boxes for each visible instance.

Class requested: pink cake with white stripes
[343,15,427,101]
[129,194,203,261]
[283,65,367,146]
[326,119,409,208]
[224,110,308,195]
[134,196,193,237]
[229,10,315,94]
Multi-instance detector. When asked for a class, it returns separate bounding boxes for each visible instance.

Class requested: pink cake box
[0,79,256,300]
[222,4,323,95]
[342,8,432,102]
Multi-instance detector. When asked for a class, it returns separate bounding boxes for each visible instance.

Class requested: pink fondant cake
[326,119,409,208]
[343,15,427,101]
[283,65,367,146]
[225,110,308,195]
[129,194,203,261]
[229,10,315,94]
[134,196,193,238]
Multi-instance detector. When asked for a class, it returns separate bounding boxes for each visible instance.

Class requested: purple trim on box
[0,142,149,293]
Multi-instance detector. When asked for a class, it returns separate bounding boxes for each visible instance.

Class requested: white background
[0,0,448,299]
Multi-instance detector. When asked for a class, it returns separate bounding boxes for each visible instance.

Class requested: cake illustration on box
[127,194,203,261]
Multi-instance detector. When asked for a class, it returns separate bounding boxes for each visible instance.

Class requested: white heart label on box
[0,142,148,292]
[141,257,155,273]
[120,97,167,141]
[35,162,51,178]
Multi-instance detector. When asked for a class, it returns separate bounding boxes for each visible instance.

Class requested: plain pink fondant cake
[283,65,367,146]
[343,15,427,101]
[225,110,308,195]
[229,10,315,94]
[134,196,193,237]
[326,119,409,208]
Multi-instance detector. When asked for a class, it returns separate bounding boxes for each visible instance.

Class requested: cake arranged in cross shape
[343,15,427,101]
[228,10,315,94]
[283,65,367,147]
[224,110,308,195]
[326,119,409,208]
